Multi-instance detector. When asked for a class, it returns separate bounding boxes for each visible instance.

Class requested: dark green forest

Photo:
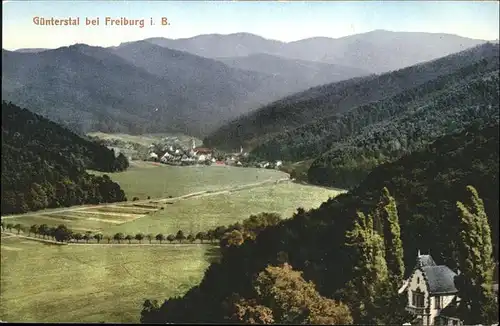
[142,122,499,323]
[204,42,499,151]
[248,49,499,189]
[1,102,128,214]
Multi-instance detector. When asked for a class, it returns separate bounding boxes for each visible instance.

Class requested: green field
[1,164,345,323]
[107,182,340,235]
[89,164,289,200]
[0,235,216,323]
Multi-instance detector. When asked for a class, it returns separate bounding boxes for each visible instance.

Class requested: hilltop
[145,30,486,73]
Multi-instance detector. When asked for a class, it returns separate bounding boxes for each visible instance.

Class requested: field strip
[1,245,22,251]
[37,215,87,223]
[94,206,158,212]
[1,178,291,221]
[75,211,145,218]
[82,217,124,224]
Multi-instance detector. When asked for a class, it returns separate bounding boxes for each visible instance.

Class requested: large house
[399,251,462,326]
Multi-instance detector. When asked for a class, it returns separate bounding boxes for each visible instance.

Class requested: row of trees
[1,212,282,246]
[0,223,220,245]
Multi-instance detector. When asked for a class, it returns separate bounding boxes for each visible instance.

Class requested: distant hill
[141,122,499,324]
[146,30,486,73]
[145,32,286,59]
[1,102,128,215]
[110,41,296,126]
[216,53,370,93]
[204,43,499,152]
[14,48,49,53]
[2,44,298,137]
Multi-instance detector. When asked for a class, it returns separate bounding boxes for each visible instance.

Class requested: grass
[106,182,340,236]
[1,164,345,322]
[0,235,216,323]
[88,165,288,200]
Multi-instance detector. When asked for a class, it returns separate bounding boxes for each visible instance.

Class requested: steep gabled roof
[421,265,458,295]
[417,255,437,268]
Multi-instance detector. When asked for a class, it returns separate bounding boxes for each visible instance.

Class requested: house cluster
[148,140,213,166]
[399,251,499,326]
[146,139,285,169]
[147,140,249,167]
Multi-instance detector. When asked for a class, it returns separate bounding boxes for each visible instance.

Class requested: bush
[132,197,140,201]
[147,196,151,199]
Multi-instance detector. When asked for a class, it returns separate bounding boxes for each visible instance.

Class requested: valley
[0,162,341,323]
[2,2,499,324]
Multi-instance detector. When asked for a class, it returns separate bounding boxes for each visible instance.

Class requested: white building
[399,251,462,326]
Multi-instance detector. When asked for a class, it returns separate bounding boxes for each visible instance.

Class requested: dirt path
[1,177,290,220]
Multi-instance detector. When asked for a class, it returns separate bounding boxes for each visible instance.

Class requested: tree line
[0,212,283,247]
[139,122,499,324]
[1,102,129,215]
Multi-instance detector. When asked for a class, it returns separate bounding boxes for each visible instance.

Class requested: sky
[2,1,499,50]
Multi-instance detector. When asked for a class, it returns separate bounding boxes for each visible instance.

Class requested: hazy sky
[3,1,499,50]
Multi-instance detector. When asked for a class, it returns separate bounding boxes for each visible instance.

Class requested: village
[146,137,283,169]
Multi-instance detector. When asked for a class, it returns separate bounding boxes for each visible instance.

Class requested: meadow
[107,182,341,236]
[1,164,344,322]
[89,163,289,200]
[0,234,216,323]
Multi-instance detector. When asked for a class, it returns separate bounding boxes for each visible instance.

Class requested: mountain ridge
[204,42,499,151]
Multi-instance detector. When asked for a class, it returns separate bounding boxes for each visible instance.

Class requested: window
[412,290,425,307]
[435,296,442,309]
[417,277,420,284]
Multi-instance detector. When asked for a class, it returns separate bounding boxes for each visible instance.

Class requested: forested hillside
[2,44,294,137]
[142,122,499,323]
[1,102,128,215]
[204,43,498,151]
[216,53,370,93]
[259,66,499,188]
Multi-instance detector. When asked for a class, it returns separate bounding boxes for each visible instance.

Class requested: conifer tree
[373,187,409,324]
[344,211,388,323]
[377,187,405,287]
[455,185,497,324]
